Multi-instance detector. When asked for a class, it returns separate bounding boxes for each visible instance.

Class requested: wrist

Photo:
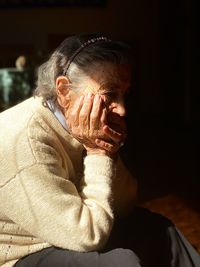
[86,147,108,156]
[86,147,118,160]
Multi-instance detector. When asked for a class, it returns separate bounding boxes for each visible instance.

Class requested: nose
[112,101,126,117]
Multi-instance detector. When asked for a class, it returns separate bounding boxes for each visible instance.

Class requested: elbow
[74,213,114,252]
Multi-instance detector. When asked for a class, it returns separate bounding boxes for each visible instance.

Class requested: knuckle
[78,131,84,138]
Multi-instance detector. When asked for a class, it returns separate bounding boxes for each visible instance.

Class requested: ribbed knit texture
[0,97,137,267]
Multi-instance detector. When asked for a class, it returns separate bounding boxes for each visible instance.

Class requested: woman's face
[68,62,131,133]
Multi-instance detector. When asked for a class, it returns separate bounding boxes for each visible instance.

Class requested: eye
[102,92,118,104]
[105,91,118,99]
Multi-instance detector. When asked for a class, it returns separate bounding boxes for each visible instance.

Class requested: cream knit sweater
[0,97,137,267]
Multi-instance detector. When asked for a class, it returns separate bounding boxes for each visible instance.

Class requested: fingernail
[95,94,100,100]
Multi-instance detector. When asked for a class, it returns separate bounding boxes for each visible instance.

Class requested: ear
[56,76,71,108]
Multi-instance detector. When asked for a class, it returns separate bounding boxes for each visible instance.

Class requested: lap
[14,207,200,267]
[14,247,141,267]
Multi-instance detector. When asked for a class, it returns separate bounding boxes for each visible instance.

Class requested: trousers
[14,207,200,267]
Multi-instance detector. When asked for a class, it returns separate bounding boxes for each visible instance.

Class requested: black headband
[64,36,111,75]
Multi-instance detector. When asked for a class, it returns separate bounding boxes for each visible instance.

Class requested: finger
[79,93,93,128]
[90,94,103,130]
[95,138,119,153]
[100,107,107,126]
[103,125,123,144]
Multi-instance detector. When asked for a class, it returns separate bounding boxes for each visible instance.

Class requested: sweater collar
[47,100,68,131]
[46,100,84,152]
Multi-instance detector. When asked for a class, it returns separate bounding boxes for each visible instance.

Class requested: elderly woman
[0,34,199,267]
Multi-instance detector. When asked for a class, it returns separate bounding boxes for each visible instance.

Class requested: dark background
[0,0,199,204]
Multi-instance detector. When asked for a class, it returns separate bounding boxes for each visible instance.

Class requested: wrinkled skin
[56,63,131,158]
[66,93,126,152]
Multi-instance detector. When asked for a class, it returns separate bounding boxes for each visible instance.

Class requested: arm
[65,92,136,216]
[0,142,115,252]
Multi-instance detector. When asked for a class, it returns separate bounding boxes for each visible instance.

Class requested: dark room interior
[0,0,199,253]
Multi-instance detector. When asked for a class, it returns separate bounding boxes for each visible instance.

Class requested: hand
[92,111,127,156]
[66,93,107,146]
[66,93,126,157]
[94,124,126,155]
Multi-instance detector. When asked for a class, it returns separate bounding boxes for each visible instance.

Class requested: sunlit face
[66,63,131,134]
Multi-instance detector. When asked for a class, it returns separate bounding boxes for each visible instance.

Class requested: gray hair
[34,34,131,105]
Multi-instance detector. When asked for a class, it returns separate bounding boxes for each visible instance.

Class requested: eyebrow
[98,80,132,95]
[98,83,119,93]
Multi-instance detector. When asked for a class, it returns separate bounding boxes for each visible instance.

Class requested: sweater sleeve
[0,153,115,252]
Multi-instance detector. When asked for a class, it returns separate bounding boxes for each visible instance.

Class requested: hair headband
[64,36,111,75]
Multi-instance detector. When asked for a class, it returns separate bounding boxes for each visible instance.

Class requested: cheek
[107,111,127,133]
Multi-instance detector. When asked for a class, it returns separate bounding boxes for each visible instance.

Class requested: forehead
[93,63,131,85]
[83,63,131,92]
